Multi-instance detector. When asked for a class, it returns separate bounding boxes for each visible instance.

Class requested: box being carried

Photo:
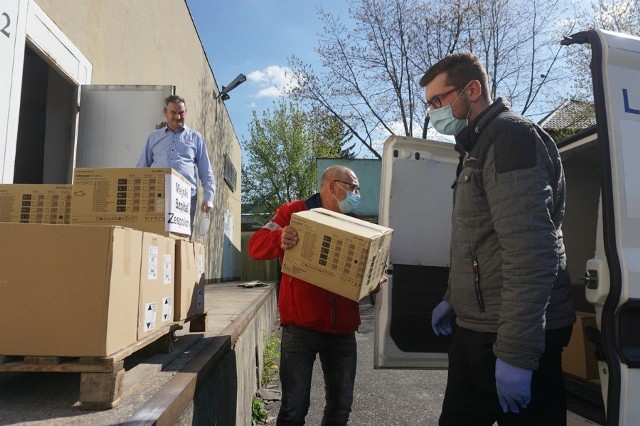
[282,208,393,301]
[71,168,191,237]
[0,184,72,224]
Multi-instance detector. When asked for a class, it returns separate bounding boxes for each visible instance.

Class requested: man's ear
[467,80,482,101]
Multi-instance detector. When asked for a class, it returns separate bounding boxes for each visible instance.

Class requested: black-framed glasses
[334,180,360,193]
[426,86,461,110]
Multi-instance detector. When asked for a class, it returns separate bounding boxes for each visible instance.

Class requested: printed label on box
[147,244,158,280]
[0,185,72,224]
[197,254,204,276]
[165,174,191,234]
[162,297,172,322]
[144,302,157,331]
[163,254,172,284]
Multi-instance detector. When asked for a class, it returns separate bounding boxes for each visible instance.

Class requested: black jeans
[439,325,573,426]
[277,325,357,426]
[189,195,198,236]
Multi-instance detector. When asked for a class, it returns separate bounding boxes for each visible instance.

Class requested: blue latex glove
[495,358,533,413]
[431,300,454,336]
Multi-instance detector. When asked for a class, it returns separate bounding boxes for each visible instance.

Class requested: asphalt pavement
[264,299,448,425]
[262,300,599,426]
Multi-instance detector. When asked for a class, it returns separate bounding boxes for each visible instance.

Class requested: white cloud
[247,65,299,98]
[256,87,283,98]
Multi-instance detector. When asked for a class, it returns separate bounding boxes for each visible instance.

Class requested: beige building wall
[35,0,242,281]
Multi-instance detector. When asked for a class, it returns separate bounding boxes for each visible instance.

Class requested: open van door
[374,136,458,369]
[374,29,640,425]
[560,29,640,426]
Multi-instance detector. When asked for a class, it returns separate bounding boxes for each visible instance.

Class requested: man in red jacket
[248,165,382,426]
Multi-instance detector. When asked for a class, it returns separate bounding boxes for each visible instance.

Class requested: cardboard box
[563,312,599,379]
[0,223,142,357]
[138,232,176,339]
[71,168,191,237]
[281,208,393,301]
[0,184,72,224]
[174,240,205,321]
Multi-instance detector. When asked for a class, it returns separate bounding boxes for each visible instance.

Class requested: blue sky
[186,0,350,147]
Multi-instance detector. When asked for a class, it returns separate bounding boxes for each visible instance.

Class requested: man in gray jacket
[424,52,575,425]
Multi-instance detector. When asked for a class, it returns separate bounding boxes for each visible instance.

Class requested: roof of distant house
[539,99,596,130]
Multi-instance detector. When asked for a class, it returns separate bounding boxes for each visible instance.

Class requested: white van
[374,29,640,425]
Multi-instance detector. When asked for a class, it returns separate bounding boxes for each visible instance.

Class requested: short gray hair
[164,95,186,109]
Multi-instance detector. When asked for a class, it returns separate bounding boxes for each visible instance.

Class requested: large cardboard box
[174,240,206,321]
[0,223,142,357]
[563,312,599,379]
[281,208,393,301]
[71,168,191,237]
[0,184,72,224]
[138,232,176,339]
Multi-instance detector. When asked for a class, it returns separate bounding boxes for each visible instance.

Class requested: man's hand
[280,226,299,250]
[369,275,388,295]
[201,200,213,213]
[431,300,454,336]
[495,358,532,413]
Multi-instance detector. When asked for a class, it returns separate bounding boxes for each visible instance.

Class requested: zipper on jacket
[472,256,485,312]
[332,294,337,329]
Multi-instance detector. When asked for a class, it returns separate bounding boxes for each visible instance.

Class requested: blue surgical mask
[428,84,471,136]
[429,104,468,135]
[334,185,361,214]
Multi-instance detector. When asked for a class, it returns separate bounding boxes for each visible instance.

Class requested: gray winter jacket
[444,98,575,370]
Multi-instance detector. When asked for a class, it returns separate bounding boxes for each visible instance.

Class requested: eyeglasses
[334,180,360,193]
[426,87,461,110]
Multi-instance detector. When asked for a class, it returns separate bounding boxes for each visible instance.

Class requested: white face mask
[428,83,472,136]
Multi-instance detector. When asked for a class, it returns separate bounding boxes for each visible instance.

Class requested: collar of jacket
[305,193,323,209]
[455,97,510,153]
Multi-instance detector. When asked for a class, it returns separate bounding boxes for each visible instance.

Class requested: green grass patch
[252,395,268,425]
[262,329,281,387]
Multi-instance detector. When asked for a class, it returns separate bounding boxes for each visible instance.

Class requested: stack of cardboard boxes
[0,184,72,224]
[0,168,205,357]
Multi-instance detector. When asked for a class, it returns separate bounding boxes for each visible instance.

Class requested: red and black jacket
[247,194,361,334]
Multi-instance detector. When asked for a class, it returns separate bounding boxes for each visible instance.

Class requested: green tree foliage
[242,101,352,214]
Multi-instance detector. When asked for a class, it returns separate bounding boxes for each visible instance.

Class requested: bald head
[321,165,355,185]
[320,165,360,213]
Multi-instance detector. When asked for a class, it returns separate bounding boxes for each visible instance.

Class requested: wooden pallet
[0,321,196,410]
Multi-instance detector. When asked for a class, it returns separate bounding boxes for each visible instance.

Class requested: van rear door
[374,136,458,369]
[561,29,640,426]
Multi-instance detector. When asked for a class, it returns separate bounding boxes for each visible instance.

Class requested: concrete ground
[0,281,272,425]
[263,300,602,426]
[263,299,449,425]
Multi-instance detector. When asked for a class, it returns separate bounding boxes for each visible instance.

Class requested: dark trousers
[190,195,197,236]
[439,325,573,426]
[277,325,357,426]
